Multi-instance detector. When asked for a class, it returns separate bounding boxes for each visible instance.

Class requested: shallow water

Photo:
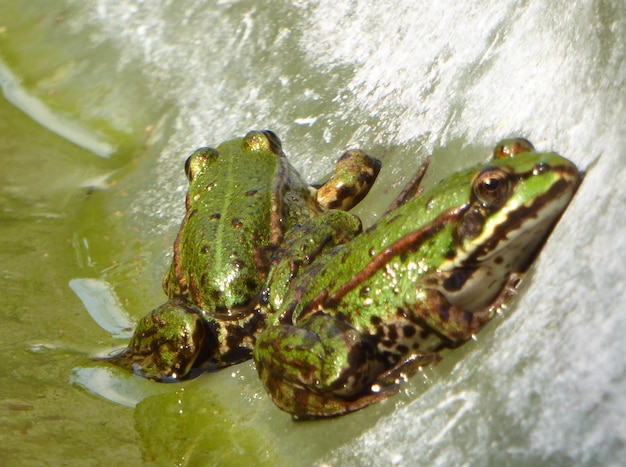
[0,1,624,465]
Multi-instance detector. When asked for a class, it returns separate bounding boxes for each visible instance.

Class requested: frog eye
[184,147,218,181]
[242,130,283,154]
[493,137,535,159]
[472,167,512,207]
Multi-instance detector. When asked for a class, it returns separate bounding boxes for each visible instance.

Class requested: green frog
[253,138,580,418]
[104,130,381,380]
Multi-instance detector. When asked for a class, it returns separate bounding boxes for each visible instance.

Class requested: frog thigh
[254,313,385,416]
[100,298,210,381]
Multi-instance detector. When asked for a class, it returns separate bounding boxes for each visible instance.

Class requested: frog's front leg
[254,313,394,418]
[418,272,525,346]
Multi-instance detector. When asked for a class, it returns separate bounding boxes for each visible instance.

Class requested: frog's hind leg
[254,313,388,418]
[315,149,382,211]
[99,298,212,381]
[381,156,431,216]
[257,362,393,420]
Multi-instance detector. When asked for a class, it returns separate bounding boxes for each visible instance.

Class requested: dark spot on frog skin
[324,296,340,309]
[359,286,371,298]
[396,344,409,355]
[327,186,358,209]
[458,208,486,239]
[494,255,504,264]
[335,311,348,323]
[387,326,398,341]
[245,277,259,293]
[245,189,258,197]
[359,167,378,184]
[438,305,450,321]
[210,213,221,220]
[464,311,473,324]
[444,248,457,259]
[220,322,257,363]
[443,268,474,292]
[214,304,229,314]
[370,315,382,326]
[201,245,210,254]
[403,325,417,338]
[232,218,243,228]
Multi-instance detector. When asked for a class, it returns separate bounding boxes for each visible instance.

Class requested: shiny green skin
[163,132,317,318]
[105,130,380,380]
[254,141,580,418]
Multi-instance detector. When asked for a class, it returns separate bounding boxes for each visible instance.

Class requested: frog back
[165,133,316,316]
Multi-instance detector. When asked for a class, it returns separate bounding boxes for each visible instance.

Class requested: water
[0,1,624,465]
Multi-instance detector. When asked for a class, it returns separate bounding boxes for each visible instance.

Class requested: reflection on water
[70,366,168,408]
[69,278,134,339]
[0,60,115,157]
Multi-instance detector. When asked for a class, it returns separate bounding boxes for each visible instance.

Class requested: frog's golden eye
[493,137,535,159]
[243,130,283,154]
[243,131,269,152]
[472,167,512,207]
[185,147,218,181]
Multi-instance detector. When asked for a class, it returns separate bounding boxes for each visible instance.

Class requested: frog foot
[99,298,213,381]
[370,352,441,393]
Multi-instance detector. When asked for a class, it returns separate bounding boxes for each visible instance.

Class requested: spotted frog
[105,130,380,380]
[253,138,580,418]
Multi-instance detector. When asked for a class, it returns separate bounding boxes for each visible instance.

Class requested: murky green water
[0,92,144,463]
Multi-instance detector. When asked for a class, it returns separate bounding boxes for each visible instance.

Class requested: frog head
[434,150,580,311]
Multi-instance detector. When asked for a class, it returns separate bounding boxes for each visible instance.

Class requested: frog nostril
[533,162,549,175]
